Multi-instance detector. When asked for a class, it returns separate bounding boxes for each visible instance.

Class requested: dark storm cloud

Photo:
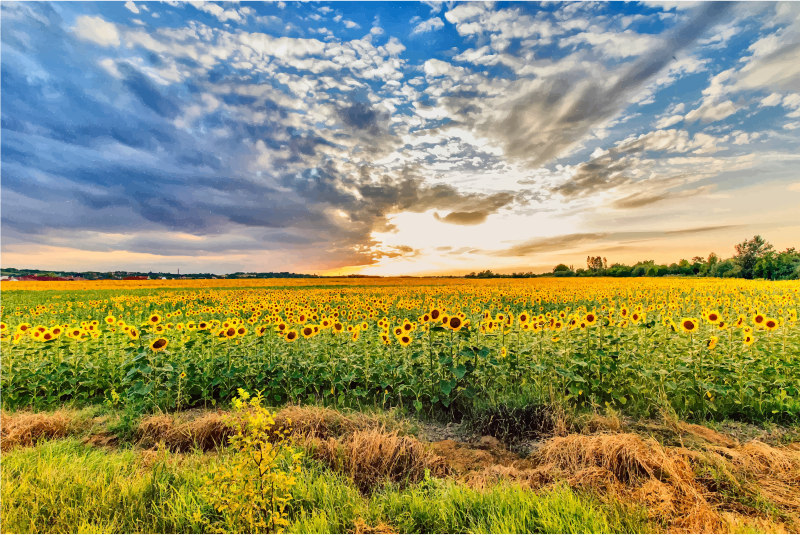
[337,102,381,135]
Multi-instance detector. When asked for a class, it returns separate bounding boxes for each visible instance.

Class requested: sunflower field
[2,277,799,423]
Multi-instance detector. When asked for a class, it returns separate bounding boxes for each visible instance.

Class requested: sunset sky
[2,1,800,276]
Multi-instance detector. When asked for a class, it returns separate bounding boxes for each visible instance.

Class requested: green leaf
[453,364,467,379]
[440,380,453,396]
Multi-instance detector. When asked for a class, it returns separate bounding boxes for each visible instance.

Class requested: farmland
[3,277,799,420]
[2,277,800,533]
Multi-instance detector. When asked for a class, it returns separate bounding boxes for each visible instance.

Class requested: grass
[2,438,654,534]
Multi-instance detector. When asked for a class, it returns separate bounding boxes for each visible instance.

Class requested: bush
[200,389,303,534]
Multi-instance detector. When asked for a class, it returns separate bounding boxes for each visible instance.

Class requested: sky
[2,1,800,276]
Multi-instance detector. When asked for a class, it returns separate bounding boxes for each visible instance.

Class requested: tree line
[466,235,800,280]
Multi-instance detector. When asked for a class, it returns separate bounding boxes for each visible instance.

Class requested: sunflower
[150,338,168,352]
[128,328,139,340]
[743,334,754,346]
[584,312,597,326]
[706,336,718,350]
[236,326,247,337]
[551,336,560,342]
[148,313,162,325]
[302,325,314,338]
[197,321,209,330]
[351,329,359,341]
[430,308,441,322]
[225,327,236,338]
[42,331,55,342]
[752,313,766,327]
[447,316,463,331]
[706,311,720,324]
[0,322,7,332]
[716,320,728,331]
[104,315,116,325]
[333,322,344,334]
[680,318,699,334]
[764,318,778,331]
[399,334,412,347]
[285,330,299,342]
[500,347,507,358]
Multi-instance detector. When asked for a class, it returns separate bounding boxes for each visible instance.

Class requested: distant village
[0,269,326,282]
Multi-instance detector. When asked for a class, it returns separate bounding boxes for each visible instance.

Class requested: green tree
[734,235,774,279]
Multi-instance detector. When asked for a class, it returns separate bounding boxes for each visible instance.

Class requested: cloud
[72,15,120,47]
[423,1,444,15]
[343,19,360,29]
[685,99,738,123]
[760,92,783,106]
[646,2,703,11]
[490,233,609,257]
[654,114,684,128]
[462,2,733,167]
[412,17,445,35]
[125,1,140,15]
[550,129,730,200]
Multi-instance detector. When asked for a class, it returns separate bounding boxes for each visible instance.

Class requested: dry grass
[310,428,449,492]
[136,411,235,451]
[1,410,86,451]
[527,432,800,533]
[134,405,399,452]
[350,518,397,534]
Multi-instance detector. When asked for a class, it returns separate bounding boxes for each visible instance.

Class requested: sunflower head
[680,318,699,334]
[150,338,168,352]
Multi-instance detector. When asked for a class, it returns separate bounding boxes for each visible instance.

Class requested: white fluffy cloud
[641,0,703,11]
[72,15,121,47]
[412,17,445,35]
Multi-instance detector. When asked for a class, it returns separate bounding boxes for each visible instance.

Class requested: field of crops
[3,277,799,423]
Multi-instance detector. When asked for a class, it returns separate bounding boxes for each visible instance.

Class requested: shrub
[200,389,303,534]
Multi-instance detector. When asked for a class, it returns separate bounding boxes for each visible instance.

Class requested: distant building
[123,276,148,280]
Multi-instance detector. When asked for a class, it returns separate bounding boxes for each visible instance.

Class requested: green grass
[2,438,654,534]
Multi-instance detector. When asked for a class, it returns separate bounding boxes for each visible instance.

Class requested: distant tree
[734,235,774,279]
[553,264,570,273]
[586,256,606,272]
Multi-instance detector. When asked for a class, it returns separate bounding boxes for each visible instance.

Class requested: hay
[524,431,800,533]
[135,406,393,452]
[136,412,235,452]
[309,428,449,492]
[1,410,83,451]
